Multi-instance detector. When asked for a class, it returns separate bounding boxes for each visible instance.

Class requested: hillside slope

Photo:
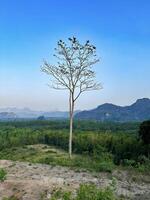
[75,98,150,122]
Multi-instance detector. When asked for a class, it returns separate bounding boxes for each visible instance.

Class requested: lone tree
[41,37,101,158]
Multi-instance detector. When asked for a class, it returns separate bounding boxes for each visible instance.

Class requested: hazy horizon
[0,97,149,112]
[1,0,150,111]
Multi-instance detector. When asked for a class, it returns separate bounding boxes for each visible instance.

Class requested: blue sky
[0,0,150,110]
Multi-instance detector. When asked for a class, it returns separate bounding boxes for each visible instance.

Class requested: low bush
[51,184,117,200]
[0,168,7,182]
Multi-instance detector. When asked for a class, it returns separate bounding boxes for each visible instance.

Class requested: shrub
[51,189,71,200]
[76,184,116,200]
[137,155,149,164]
[51,184,117,200]
[97,161,114,172]
[123,159,137,167]
[0,168,7,182]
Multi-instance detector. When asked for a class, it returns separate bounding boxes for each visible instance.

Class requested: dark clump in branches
[42,37,101,97]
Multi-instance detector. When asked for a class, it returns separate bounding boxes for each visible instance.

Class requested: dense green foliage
[0,120,140,133]
[0,120,149,172]
[139,120,150,145]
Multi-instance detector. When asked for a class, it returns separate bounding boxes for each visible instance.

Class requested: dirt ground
[0,160,150,200]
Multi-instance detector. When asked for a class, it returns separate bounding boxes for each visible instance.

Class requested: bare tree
[41,37,101,158]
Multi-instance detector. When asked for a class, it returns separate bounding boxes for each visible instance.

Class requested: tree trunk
[69,91,74,158]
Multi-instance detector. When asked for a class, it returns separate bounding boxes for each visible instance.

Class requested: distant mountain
[0,107,41,118]
[0,112,17,120]
[75,98,150,122]
[0,107,80,119]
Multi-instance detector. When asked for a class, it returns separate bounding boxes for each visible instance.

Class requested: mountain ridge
[75,98,150,122]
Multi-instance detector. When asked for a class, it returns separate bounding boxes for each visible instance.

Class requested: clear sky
[0,0,150,111]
